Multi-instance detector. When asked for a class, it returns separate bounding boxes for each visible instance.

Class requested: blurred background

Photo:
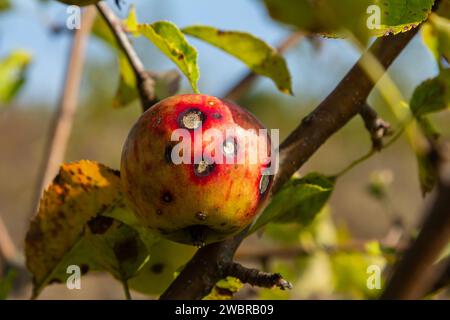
[0,0,448,299]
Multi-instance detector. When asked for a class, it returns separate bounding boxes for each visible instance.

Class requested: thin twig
[223,262,292,290]
[122,280,132,300]
[96,2,157,111]
[360,103,392,151]
[223,32,304,101]
[160,27,421,300]
[0,215,17,263]
[272,30,420,194]
[27,7,97,221]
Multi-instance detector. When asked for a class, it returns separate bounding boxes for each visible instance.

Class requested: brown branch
[271,29,419,193]
[223,32,304,101]
[96,2,157,111]
[223,262,292,290]
[160,28,421,300]
[427,256,450,296]
[360,103,392,151]
[381,150,450,299]
[27,7,97,221]
[222,34,392,154]
[0,216,17,264]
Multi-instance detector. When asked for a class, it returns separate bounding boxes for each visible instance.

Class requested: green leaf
[183,25,292,95]
[112,52,138,108]
[0,50,32,105]
[437,0,450,20]
[85,219,150,281]
[331,251,385,299]
[93,15,139,108]
[409,71,448,196]
[24,161,156,298]
[410,70,450,117]
[0,0,11,12]
[138,21,200,93]
[422,14,450,63]
[263,0,434,42]
[416,149,439,196]
[250,173,335,233]
[0,269,16,300]
[417,116,440,141]
[128,239,196,296]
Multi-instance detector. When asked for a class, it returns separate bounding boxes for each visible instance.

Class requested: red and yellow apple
[121,94,273,246]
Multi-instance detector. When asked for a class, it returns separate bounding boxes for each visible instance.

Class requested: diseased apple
[121,94,273,246]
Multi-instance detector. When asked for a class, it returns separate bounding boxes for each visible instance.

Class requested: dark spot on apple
[178,108,205,130]
[196,212,207,221]
[162,191,173,203]
[194,159,215,177]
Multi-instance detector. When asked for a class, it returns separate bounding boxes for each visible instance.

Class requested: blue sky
[0,0,439,108]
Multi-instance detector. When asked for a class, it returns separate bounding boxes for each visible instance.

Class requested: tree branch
[0,216,17,264]
[271,29,419,193]
[96,2,157,111]
[426,256,450,296]
[381,146,450,299]
[223,262,292,290]
[160,28,420,300]
[27,7,97,221]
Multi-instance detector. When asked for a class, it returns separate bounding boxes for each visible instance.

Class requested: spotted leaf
[25,161,156,298]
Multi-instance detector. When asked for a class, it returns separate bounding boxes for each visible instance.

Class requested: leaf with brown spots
[128,239,196,296]
[137,21,200,93]
[25,160,156,298]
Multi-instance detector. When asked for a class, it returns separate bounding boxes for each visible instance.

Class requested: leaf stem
[333,124,407,179]
[334,150,376,179]
[122,280,132,300]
